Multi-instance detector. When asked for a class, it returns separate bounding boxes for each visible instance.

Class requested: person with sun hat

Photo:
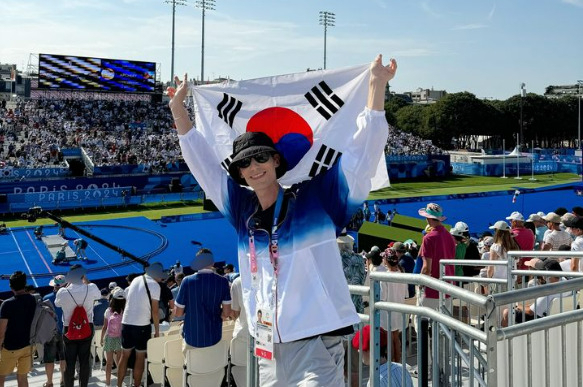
[168,55,397,385]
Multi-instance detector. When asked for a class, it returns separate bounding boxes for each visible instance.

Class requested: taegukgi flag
[190,64,390,190]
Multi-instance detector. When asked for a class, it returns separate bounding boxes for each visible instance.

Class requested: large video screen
[38,54,156,93]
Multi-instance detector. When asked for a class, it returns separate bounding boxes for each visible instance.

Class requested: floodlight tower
[195,0,216,84]
[520,82,526,148]
[165,0,188,82]
[319,11,335,70]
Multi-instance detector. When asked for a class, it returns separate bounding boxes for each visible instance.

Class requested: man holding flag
[169,55,397,386]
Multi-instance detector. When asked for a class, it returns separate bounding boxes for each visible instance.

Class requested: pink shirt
[512,227,535,269]
[419,225,456,298]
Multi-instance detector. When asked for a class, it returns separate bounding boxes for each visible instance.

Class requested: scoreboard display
[38,54,156,93]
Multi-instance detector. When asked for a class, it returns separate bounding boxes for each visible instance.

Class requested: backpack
[107,311,122,338]
[30,299,58,345]
[65,288,92,341]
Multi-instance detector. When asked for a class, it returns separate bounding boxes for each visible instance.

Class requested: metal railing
[241,250,583,386]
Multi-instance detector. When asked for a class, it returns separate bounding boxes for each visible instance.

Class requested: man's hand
[369,54,397,85]
[367,54,397,111]
[167,73,194,135]
[167,73,189,110]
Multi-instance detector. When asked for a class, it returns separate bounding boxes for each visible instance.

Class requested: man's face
[238,153,280,190]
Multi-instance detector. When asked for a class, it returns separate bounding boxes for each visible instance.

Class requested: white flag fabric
[190,64,390,190]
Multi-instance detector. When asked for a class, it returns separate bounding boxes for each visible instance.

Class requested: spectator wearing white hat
[527,213,548,249]
[506,211,535,270]
[337,230,366,313]
[541,212,572,251]
[487,221,519,293]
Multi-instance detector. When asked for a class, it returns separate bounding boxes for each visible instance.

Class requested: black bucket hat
[228,131,288,186]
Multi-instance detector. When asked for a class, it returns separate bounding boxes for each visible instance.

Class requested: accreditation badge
[254,306,274,360]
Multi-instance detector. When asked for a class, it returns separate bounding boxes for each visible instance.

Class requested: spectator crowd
[0,98,182,173]
[0,97,444,175]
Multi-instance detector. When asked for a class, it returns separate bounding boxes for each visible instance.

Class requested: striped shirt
[175,269,231,347]
[377,362,414,387]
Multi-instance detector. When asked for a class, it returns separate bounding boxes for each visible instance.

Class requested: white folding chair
[163,338,185,387]
[184,340,228,387]
[147,335,172,385]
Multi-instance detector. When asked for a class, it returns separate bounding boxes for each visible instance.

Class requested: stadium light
[165,0,188,82]
[519,82,526,148]
[195,0,216,84]
[577,80,583,151]
[319,11,335,70]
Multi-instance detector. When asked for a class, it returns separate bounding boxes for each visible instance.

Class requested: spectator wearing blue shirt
[43,275,66,387]
[174,249,232,350]
[93,288,110,328]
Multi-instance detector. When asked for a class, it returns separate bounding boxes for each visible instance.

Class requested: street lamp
[195,0,216,84]
[520,82,526,149]
[319,11,335,70]
[165,0,188,82]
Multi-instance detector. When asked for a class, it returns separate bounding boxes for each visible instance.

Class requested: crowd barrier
[239,250,583,386]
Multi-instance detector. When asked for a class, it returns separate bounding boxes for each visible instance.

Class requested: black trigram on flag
[217,93,242,128]
[304,81,344,120]
[221,156,232,172]
[309,144,342,178]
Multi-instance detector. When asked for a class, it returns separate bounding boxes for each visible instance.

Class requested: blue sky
[1,0,582,99]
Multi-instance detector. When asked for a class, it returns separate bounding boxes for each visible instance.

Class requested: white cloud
[452,24,488,30]
[562,0,583,7]
[420,1,442,18]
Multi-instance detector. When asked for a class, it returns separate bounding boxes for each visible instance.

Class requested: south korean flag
[190,64,390,190]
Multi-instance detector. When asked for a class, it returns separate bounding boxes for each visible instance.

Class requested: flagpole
[515,133,522,180]
[529,140,536,181]
[501,139,507,178]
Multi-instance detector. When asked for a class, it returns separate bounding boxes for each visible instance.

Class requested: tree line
[385,92,580,151]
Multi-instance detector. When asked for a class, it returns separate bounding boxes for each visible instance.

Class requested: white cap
[506,211,524,222]
[454,221,469,233]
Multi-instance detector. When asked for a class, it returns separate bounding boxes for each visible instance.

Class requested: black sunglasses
[235,152,272,168]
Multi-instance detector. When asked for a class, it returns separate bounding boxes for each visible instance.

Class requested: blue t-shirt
[175,271,231,347]
[43,292,64,334]
[92,298,109,327]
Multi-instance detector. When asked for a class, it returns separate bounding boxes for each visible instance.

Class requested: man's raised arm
[367,54,397,111]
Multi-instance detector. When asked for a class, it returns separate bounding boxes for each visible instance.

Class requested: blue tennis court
[0,215,238,294]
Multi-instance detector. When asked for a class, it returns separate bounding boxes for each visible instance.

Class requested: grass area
[368,173,581,199]
[4,173,580,228]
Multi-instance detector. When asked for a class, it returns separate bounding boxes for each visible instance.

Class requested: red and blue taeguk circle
[246,107,313,170]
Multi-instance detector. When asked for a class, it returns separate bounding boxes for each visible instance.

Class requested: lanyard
[249,188,284,279]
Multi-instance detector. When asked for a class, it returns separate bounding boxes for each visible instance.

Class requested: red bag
[65,288,92,340]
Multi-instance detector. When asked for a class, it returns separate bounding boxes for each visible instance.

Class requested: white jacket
[179,108,388,342]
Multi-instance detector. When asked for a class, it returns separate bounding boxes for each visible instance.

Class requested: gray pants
[258,335,345,387]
